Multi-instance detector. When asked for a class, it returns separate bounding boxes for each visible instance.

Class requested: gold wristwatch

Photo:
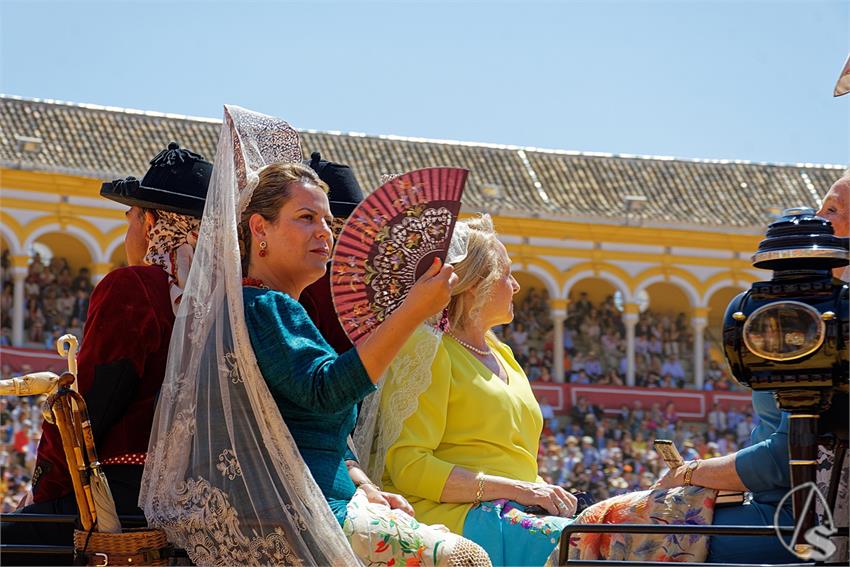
[683,460,700,486]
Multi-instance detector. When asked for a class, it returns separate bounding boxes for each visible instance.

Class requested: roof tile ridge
[3,94,846,169]
[0,94,222,125]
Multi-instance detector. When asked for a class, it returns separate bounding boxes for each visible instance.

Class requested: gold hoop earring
[258,241,268,258]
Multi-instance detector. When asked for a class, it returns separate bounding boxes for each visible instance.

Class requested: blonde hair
[237,162,328,274]
[446,214,510,330]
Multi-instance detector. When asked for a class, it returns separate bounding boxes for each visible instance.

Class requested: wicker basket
[74,527,171,566]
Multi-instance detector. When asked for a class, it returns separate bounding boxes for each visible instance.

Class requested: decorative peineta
[224,105,301,215]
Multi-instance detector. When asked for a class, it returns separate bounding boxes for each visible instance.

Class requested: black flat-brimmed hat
[305,151,364,218]
[100,142,212,218]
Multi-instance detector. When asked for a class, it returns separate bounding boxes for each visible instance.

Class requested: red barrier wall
[531,383,752,419]
[1,346,68,375]
[2,346,754,421]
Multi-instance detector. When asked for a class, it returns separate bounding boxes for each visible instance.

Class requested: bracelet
[683,460,700,487]
[473,472,486,506]
[355,481,379,491]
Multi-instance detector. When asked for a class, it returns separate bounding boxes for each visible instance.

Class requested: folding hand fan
[835,53,850,97]
[331,167,468,345]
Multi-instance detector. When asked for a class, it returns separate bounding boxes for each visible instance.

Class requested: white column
[551,299,568,383]
[623,304,639,387]
[691,308,709,389]
[11,255,29,347]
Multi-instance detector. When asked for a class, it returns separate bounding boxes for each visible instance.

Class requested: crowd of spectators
[0,262,749,510]
[495,287,556,382]
[0,250,93,349]
[496,288,738,390]
[537,396,757,500]
[0,250,95,510]
[0,363,42,512]
[0,382,756,512]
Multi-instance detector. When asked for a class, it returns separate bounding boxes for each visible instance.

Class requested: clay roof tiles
[1,95,843,229]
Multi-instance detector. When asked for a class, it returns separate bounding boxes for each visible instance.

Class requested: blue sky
[1,0,848,165]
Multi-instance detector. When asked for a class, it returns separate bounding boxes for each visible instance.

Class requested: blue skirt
[463,499,573,567]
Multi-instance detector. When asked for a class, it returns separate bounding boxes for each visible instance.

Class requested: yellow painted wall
[707,287,744,329]
[513,271,551,303]
[1,168,762,309]
[644,281,691,315]
[36,232,93,273]
[568,278,618,306]
[109,245,127,268]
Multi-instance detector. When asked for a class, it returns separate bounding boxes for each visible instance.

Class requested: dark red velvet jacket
[299,270,353,355]
[32,266,175,503]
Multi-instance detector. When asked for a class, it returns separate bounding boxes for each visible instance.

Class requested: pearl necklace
[448,332,491,356]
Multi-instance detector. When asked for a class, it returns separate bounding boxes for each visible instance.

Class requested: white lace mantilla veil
[353,222,470,484]
[139,105,362,566]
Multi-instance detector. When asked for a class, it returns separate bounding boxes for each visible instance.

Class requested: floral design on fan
[216,449,242,480]
[366,207,453,321]
[331,167,468,345]
[334,255,362,292]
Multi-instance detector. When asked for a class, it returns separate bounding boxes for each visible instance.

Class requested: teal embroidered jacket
[243,286,376,525]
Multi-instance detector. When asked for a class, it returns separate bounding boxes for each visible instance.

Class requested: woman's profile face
[261,182,333,294]
[476,240,519,329]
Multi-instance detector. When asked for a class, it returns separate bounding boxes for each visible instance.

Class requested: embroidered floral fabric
[462,499,572,567]
[142,209,200,315]
[567,486,717,563]
[344,489,491,566]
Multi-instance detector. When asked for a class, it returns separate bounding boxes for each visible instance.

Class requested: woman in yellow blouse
[378,215,577,566]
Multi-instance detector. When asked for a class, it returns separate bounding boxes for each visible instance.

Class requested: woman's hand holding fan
[332,167,468,345]
[396,257,458,321]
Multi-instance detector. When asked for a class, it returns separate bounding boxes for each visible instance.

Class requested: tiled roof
[1,95,844,229]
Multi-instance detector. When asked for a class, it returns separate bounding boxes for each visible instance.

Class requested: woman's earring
[258,241,268,258]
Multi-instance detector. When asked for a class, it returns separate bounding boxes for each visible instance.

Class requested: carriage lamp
[722,207,848,556]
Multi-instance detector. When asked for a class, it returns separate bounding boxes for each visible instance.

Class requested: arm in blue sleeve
[749,391,783,445]
[735,410,790,493]
[246,291,376,413]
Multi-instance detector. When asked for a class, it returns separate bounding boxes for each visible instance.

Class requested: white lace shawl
[139,105,361,566]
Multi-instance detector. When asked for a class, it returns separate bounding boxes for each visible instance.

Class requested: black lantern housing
[722,207,848,556]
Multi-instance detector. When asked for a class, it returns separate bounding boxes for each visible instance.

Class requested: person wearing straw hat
[2,142,211,549]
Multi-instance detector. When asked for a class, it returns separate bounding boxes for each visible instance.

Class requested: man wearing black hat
[2,143,211,552]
